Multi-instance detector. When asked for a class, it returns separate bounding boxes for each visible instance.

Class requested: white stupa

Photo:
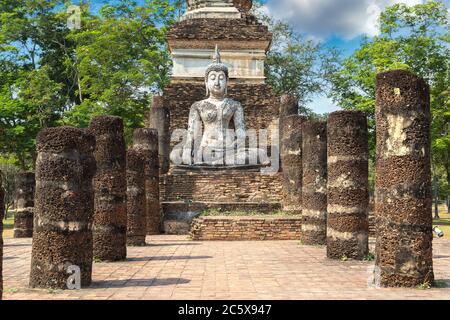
[182,0,242,20]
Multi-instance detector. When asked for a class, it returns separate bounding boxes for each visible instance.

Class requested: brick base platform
[163,202,283,235]
[190,216,302,241]
[161,170,282,203]
[160,169,284,234]
[163,201,282,217]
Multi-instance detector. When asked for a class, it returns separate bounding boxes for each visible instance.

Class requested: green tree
[0,0,71,169]
[252,2,339,116]
[62,0,180,140]
[326,0,449,190]
[0,0,181,167]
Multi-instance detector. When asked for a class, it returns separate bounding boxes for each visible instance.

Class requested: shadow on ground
[90,278,190,288]
[4,243,30,247]
[145,242,201,247]
[127,255,212,262]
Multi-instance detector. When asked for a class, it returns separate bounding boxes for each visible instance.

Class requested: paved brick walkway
[3,235,450,300]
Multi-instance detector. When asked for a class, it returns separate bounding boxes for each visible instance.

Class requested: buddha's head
[205,45,229,98]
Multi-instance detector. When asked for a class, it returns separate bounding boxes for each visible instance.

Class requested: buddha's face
[206,70,227,98]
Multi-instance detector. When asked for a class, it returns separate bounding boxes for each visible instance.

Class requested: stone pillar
[327,111,369,260]
[126,148,147,246]
[90,116,127,261]
[30,126,96,289]
[375,70,433,287]
[280,114,307,214]
[14,172,35,238]
[301,121,327,245]
[1,171,4,299]
[145,96,170,174]
[133,128,161,234]
[279,95,298,172]
[279,94,298,118]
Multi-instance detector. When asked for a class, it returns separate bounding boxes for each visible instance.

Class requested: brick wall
[163,201,282,216]
[190,216,302,240]
[166,15,271,43]
[161,170,282,203]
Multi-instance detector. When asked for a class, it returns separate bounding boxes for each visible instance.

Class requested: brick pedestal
[190,216,302,241]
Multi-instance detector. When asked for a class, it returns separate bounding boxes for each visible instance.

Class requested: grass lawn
[2,213,14,238]
[433,204,450,239]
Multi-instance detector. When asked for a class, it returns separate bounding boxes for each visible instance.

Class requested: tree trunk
[447,196,450,214]
[4,204,11,220]
[19,155,27,171]
[446,156,450,214]
[434,195,440,220]
[433,175,440,220]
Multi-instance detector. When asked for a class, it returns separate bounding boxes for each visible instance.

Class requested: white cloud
[263,0,424,40]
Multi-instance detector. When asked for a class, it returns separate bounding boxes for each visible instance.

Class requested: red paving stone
[2,235,450,300]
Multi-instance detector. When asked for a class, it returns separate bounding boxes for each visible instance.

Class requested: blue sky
[260,0,449,113]
[77,0,448,114]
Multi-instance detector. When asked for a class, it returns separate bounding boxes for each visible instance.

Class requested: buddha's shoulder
[190,98,242,110]
[190,100,205,110]
[224,98,242,109]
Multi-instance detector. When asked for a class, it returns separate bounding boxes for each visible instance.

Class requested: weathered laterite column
[14,172,35,238]
[327,111,369,260]
[133,128,160,234]
[301,121,327,245]
[375,70,433,287]
[1,171,5,299]
[279,95,298,172]
[30,126,96,289]
[145,96,170,174]
[90,116,127,261]
[281,114,307,214]
[126,148,147,246]
[280,94,298,119]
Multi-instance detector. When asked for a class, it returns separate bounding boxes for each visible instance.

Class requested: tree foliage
[62,0,180,137]
[0,0,181,169]
[326,0,449,193]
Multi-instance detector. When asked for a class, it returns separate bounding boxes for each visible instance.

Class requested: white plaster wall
[172,49,266,82]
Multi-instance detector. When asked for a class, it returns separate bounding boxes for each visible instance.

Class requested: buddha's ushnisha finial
[205,44,229,80]
[212,44,221,64]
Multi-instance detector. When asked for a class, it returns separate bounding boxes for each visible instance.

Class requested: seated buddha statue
[170,46,269,167]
